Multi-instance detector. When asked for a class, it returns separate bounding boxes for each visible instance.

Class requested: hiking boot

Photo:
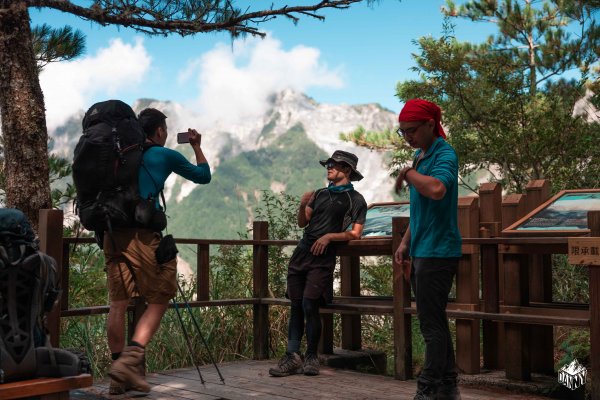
[109,379,126,395]
[268,352,304,377]
[109,356,146,395]
[437,380,461,400]
[303,352,320,376]
[108,346,150,393]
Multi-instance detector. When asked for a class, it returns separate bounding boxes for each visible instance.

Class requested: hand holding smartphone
[177,131,190,144]
[177,130,201,145]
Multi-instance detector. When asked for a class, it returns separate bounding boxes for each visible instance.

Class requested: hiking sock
[111,352,122,361]
[287,299,304,354]
[303,298,321,354]
[129,341,145,349]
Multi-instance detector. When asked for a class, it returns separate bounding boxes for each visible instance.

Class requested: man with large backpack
[105,108,211,394]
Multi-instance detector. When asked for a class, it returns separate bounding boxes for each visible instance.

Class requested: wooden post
[38,209,64,347]
[479,182,502,369]
[501,194,527,231]
[253,221,269,360]
[503,251,531,381]
[392,217,412,380]
[588,211,600,398]
[479,182,502,237]
[525,180,554,374]
[341,255,361,350]
[196,244,210,301]
[480,228,500,369]
[456,197,480,374]
[502,194,530,380]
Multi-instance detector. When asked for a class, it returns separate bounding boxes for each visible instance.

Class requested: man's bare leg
[107,299,129,353]
[131,304,169,346]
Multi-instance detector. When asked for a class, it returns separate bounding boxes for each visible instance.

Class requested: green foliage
[340,127,413,178]
[32,24,86,70]
[443,0,599,95]
[254,190,303,297]
[552,254,589,304]
[557,328,590,369]
[49,154,76,208]
[552,254,591,375]
[344,1,600,194]
[167,124,328,239]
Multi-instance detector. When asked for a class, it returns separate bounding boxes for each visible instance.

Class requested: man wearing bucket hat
[393,99,462,400]
[269,150,367,378]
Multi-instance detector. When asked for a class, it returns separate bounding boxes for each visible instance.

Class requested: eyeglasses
[396,120,427,137]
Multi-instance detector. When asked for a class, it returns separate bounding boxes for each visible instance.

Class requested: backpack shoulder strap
[140,144,167,212]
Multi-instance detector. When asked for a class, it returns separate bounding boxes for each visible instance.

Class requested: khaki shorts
[104,228,177,304]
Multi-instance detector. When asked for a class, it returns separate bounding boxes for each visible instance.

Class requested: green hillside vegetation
[167,123,329,240]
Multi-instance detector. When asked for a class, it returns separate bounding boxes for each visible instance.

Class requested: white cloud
[179,34,344,123]
[40,37,151,131]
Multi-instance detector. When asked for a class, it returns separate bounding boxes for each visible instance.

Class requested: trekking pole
[176,281,225,384]
[171,298,206,384]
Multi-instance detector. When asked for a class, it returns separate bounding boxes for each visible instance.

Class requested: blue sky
[31,1,498,129]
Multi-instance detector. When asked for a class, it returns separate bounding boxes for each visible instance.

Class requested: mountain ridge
[49,89,398,238]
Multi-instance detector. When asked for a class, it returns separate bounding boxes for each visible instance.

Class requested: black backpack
[73,100,146,232]
[0,209,90,382]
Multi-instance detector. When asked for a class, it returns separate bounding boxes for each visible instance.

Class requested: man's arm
[298,191,314,228]
[401,167,446,200]
[188,129,208,164]
[394,225,411,283]
[169,129,211,184]
[310,223,364,256]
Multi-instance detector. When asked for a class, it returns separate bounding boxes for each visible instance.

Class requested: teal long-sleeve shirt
[409,137,462,258]
[139,146,211,201]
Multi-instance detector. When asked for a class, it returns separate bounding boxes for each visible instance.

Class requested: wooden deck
[77,360,550,400]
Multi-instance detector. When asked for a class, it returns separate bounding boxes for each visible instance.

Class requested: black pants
[411,257,459,388]
[287,298,321,355]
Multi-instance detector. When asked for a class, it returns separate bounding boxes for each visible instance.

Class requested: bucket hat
[319,150,364,181]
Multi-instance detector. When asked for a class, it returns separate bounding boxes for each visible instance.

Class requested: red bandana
[398,99,446,139]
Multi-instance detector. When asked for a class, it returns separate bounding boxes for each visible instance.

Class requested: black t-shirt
[299,188,368,253]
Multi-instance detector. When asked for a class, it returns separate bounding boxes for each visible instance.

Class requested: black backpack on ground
[73,99,146,233]
[0,208,89,382]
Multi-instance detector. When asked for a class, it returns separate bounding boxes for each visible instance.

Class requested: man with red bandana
[394,99,462,400]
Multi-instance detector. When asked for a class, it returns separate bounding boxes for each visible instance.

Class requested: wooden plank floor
[78,360,549,400]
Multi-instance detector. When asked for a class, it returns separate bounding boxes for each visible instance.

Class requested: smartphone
[177,131,190,144]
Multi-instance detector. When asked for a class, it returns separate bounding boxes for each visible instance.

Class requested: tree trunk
[0,1,51,231]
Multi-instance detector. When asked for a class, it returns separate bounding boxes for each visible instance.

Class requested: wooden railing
[38,179,600,398]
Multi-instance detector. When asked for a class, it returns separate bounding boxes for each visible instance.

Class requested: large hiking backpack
[0,209,90,382]
[73,99,146,232]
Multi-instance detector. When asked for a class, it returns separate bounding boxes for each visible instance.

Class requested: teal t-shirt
[139,146,211,201]
[409,137,462,258]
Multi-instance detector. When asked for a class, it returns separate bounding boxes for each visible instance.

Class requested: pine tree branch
[27,0,364,37]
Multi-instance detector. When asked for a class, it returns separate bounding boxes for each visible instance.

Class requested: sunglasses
[325,161,348,170]
[396,120,428,137]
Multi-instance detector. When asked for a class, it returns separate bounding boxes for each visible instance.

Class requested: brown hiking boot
[109,379,126,395]
[268,352,304,377]
[108,346,150,393]
[109,361,146,395]
[303,352,320,376]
